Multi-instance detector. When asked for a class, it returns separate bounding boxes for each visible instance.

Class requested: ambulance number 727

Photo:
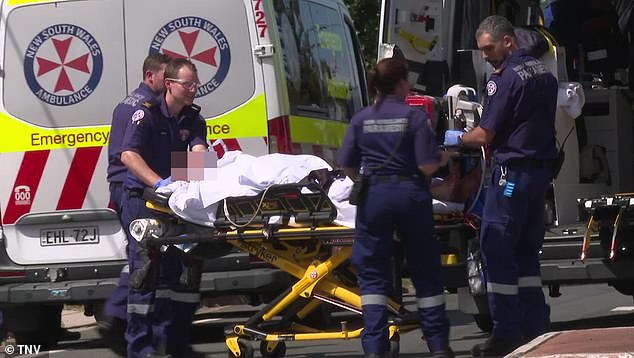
[40,226,100,246]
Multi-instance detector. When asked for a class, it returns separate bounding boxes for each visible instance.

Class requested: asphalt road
[15,283,634,357]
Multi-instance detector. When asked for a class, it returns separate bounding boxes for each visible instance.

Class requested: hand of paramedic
[443,130,463,147]
[154,177,172,190]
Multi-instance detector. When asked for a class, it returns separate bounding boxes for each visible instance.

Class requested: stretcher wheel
[228,338,254,358]
[260,341,286,357]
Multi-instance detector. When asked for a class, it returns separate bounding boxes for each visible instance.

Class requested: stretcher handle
[141,226,355,248]
[142,188,170,208]
[609,206,624,261]
[580,214,593,262]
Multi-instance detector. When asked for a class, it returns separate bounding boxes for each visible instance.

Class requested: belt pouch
[349,174,368,205]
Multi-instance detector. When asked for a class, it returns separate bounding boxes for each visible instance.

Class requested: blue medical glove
[444,130,463,147]
[153,176,172,190]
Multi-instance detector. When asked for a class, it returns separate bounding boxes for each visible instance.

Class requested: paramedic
[444,15,557,357]
[338,57,454,358]
[101,53,171,354]
[120,58,207,358]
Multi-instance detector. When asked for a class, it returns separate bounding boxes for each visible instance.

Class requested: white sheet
[161,152,332,227]
[160,152,464,228]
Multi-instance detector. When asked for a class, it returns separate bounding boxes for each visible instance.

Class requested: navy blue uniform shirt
[107,82,157,183]
[479,48,558,164]
[338,96,440,175]
[121,94,208,191]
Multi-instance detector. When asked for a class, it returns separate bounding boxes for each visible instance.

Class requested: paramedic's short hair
[142,53,171,77]
[476,15,516,41]
[164,58,198,80]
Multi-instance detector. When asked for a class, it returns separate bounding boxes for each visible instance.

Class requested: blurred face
[477,32,512,70]
[146,64,167,94]
[165,65,200,107]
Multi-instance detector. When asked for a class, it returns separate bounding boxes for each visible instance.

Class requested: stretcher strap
[222,186,274,228]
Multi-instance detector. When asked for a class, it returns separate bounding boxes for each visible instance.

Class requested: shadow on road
[552,311,634,331]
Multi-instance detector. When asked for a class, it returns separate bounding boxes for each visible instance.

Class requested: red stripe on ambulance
[56,147,102,210]
[211,138,242,159]
[268,115,292,153]
[3,150,50,225]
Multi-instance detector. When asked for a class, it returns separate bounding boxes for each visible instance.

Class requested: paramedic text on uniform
[448,15,558,357]
[102,53,171,356]
[338,58,455,358]
[120,58,207,358]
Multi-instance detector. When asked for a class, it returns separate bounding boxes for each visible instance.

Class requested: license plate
[40,226,99,246]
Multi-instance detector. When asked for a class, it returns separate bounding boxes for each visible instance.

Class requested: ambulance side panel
[0,0,128,265]
[124,0,269,157]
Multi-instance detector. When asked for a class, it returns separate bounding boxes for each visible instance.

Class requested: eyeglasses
[166,78,200,91]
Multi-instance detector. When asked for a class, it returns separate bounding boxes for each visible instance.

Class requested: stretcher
[130,176,476,358]
[578,193,634,262]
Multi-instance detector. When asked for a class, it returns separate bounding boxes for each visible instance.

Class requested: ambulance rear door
[123,0,269,157]
[0,0,128,264]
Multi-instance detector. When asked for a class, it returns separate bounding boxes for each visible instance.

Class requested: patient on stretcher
[157,151,481,228]
[430,160,483,205]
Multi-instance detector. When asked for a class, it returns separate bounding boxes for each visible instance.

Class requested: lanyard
[498,166,507,186]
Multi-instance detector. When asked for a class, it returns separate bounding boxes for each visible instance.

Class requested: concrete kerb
[506,332,561,357]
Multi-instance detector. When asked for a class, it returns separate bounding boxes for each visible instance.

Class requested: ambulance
[0,0,367,341]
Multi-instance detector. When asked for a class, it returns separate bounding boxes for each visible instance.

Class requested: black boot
[171,346,209,358]
[98,315,127,356]
[432,347,455,358]
[145,353,172,358]
[365,353,386,358]
[471,337,522,357]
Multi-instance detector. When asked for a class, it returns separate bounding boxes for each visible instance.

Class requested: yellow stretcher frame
[144,201,419,358]
[222,227,414,358]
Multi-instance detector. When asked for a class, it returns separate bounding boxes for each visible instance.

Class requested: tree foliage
[344,0,380,68]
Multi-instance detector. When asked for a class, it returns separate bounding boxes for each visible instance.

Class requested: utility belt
[499,158,555,170]
[125,187,145,199]
[109,181,123,191]
[369,174,421,184]
[349,172,429,205]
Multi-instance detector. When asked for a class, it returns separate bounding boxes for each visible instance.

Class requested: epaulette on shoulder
[184,103,201,116]
[142,98,158,108]
[189,103,201,114]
